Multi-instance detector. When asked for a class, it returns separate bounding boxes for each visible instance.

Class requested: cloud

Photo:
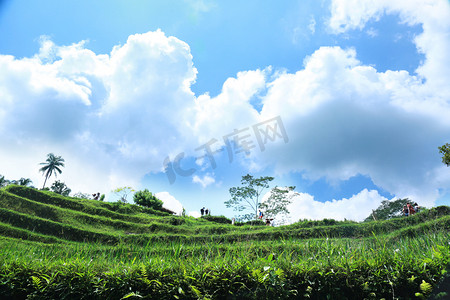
[308,16,316,34]
[192,174,215,188]
[328,0,450,95]
[184,0,216,14]
[286,189,387,222]
[189,211,201,218]
[1,0,449,219]
[254,44,450,207]
[191,69,266,143]
[245,0,450,208]
[0,30,198,194]
[155,191,184,214]
[366,27,378,37]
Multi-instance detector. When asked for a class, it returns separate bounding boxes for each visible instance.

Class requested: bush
[133,189,163,210]
[235,219,266,226]
[201,215,232,224]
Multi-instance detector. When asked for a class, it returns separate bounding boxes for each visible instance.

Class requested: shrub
[235,219,266,226]
[133,189,163,210]
[201,215,232,224]
[72,192,90,199]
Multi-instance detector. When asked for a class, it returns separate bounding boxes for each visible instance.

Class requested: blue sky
[0,0,449,222]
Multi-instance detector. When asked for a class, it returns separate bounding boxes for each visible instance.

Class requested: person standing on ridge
[258,210,264,219]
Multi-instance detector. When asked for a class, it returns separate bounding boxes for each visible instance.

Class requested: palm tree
[50,180,71,196]
[39,153,65,189]
[0,175,10,188]
[12,178,33,187]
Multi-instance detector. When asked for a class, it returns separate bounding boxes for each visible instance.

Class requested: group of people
[200,207,211,216]
[402,202,420,217]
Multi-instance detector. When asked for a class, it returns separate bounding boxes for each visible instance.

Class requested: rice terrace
[0,184,449,299]
[2,0,450,299]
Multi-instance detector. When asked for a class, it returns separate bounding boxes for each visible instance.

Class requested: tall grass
[0,232,449,299]
[1,186,450,299]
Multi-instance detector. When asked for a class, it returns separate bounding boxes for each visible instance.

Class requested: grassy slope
[0,185,449,299]
[2,185,449,244]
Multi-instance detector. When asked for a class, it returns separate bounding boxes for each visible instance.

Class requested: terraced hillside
[0,185,449,299]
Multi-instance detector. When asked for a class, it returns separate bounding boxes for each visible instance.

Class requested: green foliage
[72,192,91,199]
[0,232,449,299]
[438,143,450,166]
[11,177,33,187]
[364,198,412,221]
[113,187,135,204]
[235,219,266,226]
[225,174,274,221]
[39,153,65,189]
[133,189,163,210]
[260,186,296,223]
[3,185,450,246]
[201,215,232,224]
[0,187,450,299]
[0,174,10,188]
[50,180,71,196]
[4,185,170,222]
[0,206,119,244]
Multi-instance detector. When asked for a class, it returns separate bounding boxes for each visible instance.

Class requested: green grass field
[0,185,449,299]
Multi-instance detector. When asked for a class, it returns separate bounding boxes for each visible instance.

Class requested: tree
[12,178,33,187]
[72,192,91,199]
[364,198,415,222]
[0,175,10,188]
[225,174,274,221]
[113,186,135,203]
[39,153,65,189]
[260,186,297,224]
[50,180,71,196]
[133,189,163,210]
[438,143,450,166]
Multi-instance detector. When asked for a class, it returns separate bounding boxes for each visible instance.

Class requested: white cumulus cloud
[189,211,202,218]
[192,174,215,188]
[1,0,449,218]
[244,0,450,208]
[0,30,199,194]
[286,189,388,222]
[156,191,184,215]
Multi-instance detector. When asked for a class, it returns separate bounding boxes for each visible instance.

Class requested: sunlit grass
[1,185,450,299]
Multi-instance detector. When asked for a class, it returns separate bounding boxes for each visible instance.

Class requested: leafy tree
[99,194,105,201]
[438,143,450,166]
[364,198,415,221]
[72,192,91,199]
[260,186,297,224]
[50,180,71,196]
[113,186,135,203]
[0,175,10,188]
[133,189,163,210]
[12,178,33,187]
[225,174,274,221]
[39,153,65,189]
